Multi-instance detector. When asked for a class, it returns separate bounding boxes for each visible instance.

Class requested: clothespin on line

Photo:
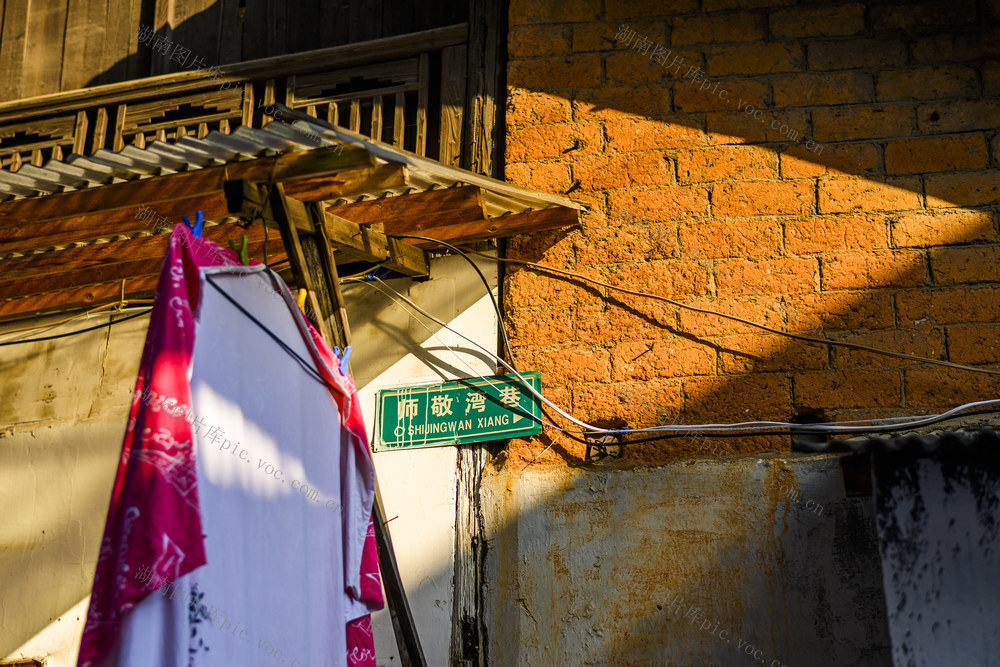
[116,279,128,311]
[227,234,250,265]
[297,288,308,311]
[182,210,204,238]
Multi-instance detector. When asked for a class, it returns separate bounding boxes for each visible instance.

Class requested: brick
[571,86,672,121]
[672,13,764,45]
[831,329,946,369]
[780,143,878,179]
[930,246,1000,284]
[606,49,701,85]
[703,0,793,11]
[712,180,813,217]
[673,77,766,112]
[505,162,573,194]
[606,0,699,18]
[574,301,678,344]
[910,30,1000,64]
[896,286,1000,326]
[677,297,788,337]
[508,54,601,90]
[573,152,672,191]
[926,171,1000,208]
[718,334,827,373]
[509,0,600,26]
[917,101,1000,134]
[871,1,976,31]
[876,66,978,102]
[507,229,576,265]
[509,25,570,58]
[770,4,865,38]
[513,345,611,384]
[716,257,817,296]
[812,105,913,142]
[893,210,997,248]
[503,265,596,308]
[707,43,804,77]
[885,135,988,175]
[785,291,895,332]
[808,39,908,71]
[983,61,1000,96]
[772,72,872,107]
[605,116,703,152]
[818,177,921,214]
[612,338,716,380]
[679,217,782,258]
[683,373,791,422]
[608,187,710,220]
[794,370,901,409]
[507,307,575,345]
[785,214,889,254]
[706,108,809,144]
[506,88,572,126]
[677,145,777,183]
[905,367,1000,407]
[573,223,680,266]
[573,381,683,428]
[573,20,664,52]
[606,259,713,299]
[947,324,1000,364]
[507,123,603,162]
[821,251,927,291]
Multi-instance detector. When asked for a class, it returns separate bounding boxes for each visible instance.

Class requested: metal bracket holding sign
[375,371,543,451]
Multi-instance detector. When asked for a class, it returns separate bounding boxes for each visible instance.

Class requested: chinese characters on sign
[375,371,543,451]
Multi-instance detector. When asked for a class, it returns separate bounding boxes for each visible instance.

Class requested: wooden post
[267,184,427,667]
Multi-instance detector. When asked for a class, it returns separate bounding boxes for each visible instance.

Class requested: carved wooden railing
[0,24,467,173]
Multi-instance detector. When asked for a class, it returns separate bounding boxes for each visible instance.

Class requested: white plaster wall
[344,252,499,666]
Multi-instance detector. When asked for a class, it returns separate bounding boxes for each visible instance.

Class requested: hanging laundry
[78,225,382,667]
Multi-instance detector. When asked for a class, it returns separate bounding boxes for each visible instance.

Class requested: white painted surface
[345,253,499,665]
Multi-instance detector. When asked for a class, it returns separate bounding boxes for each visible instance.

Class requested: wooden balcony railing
[0,24,468,174]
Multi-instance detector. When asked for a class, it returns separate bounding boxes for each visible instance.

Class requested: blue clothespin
[339,345,352,375]
[182,210,204,238]
[333,346,341,358]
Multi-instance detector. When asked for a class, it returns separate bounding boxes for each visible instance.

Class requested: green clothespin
[228,234,250,265]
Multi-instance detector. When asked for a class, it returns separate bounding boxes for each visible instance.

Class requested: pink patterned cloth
[79,225,382,666]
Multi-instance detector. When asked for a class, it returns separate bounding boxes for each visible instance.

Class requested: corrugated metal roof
[0,106,587,219]
[794,427,1000,454]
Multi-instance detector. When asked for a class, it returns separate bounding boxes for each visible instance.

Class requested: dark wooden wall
[0,0,468,103]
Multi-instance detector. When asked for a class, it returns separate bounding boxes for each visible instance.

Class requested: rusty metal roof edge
[794,426,1000,455]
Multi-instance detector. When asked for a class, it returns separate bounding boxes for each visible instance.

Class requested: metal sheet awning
[0,107,585,322]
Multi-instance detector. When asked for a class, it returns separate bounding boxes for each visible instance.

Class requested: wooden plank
[215,0,242,64]
[93,107,108,151]
[415,53,429,157]
[324,185,482,224]
[393,91,405,147]
[371,96,383,141]
[0,275,160,322]
[349,99,360,133]
[113,104,127,151]
[319,208,429,277]
[150,0,174,75]
[72,111,89,154]
[0,0,30,102]
[21,0,68,97]
[60,0,109,91]
[268,183,336,343]
[438,44,466,167]
[0,225,281,281]
[465,0,501,176]
[387,206,581,248]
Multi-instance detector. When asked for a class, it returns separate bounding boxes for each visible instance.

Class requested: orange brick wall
[503,0,1000,465]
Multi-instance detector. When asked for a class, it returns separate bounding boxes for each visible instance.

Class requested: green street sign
[374,371,543,451]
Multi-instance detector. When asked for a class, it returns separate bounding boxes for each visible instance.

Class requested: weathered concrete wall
[483,454,891,665]
[1,311,150,666]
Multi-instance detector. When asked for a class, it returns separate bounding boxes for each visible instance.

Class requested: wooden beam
[324,185,484,224]
[385,206,581,248]
[0,146,373,227]
[0,275,159,322]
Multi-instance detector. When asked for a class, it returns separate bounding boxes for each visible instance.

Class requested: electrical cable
[418,243,1000,378]
[0,309,151,346]
[361,275,1000,440]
